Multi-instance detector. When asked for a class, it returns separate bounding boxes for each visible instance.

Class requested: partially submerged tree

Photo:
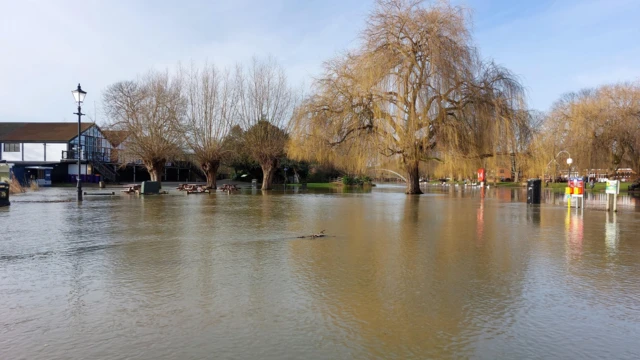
[236,57,296,190]
[243,119,288,189]
[222,125,260,178]
[103,71,184,182]
[290,0,525,194]
[181,63,237,188]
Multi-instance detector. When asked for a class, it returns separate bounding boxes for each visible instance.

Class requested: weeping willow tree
[290,0,526,194]
[539,82,640,179]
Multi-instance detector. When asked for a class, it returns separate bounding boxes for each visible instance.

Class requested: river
[1,185,640,359]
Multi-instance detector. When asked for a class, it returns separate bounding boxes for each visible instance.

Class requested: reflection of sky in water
[2,186,640,359]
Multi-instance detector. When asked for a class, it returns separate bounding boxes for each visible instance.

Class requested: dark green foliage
[342,175,373,186]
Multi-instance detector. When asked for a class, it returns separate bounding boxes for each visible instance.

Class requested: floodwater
[1,185,640,359]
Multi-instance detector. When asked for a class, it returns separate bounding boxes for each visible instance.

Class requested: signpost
[477,168,485,187]
[605,180,620,212]
[567,178,584,209]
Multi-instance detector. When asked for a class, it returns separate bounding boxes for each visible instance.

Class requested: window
[3,143,20,152]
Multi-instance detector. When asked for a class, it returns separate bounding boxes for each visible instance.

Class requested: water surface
[1,185,640,359]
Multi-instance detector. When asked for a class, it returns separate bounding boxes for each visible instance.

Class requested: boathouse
[0,122,116,185]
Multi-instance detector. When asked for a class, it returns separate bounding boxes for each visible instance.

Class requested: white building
[0,122,116,185]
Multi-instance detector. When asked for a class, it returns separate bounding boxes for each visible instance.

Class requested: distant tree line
[103,57,297,190]
[102,0,640,193]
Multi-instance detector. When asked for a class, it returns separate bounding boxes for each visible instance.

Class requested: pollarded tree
[236,57,295,190]
[103,71,184,182]
[290,0,525,194]
[181,63,237,188]
[244,119,288,189]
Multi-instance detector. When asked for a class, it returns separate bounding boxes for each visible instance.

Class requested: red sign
[569,178,584,195]
[477,168,485,182]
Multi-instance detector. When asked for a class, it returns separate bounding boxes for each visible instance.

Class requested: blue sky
[1,0,639,123]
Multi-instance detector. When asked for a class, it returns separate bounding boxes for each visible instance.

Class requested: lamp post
[567,157,573,180]
[72,84,87,202]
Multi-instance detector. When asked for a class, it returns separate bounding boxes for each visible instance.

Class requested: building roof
[102,130,129,147]
[0,122,95,142]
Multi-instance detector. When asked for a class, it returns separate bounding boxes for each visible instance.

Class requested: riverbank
[426,180,635,192]
[286,183,337,189]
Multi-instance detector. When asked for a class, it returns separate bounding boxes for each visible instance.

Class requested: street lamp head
[72,83,87,104]
[566,158,573,165]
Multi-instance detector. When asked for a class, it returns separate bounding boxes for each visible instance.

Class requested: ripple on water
[1,186,640,359]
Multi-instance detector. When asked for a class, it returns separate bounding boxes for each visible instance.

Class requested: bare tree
[290,0,525,194]
[103,71,184,182]
[543,82,640,176]
[181,63,237,188]
[236,57,295,190]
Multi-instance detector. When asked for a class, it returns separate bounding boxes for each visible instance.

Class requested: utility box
[527,179,542,204]
[0,182,9,207]
[141,181,161,195]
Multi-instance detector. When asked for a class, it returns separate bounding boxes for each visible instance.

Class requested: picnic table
[177,183,210,194]
[219,184,240,192]
[121,184,141,193]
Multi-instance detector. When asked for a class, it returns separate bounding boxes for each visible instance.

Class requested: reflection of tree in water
[106,197,185,320]
[287,195,530,358]
[632,193,640,210]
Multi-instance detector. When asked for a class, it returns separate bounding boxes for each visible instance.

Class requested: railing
[62,150,117,182]
[62,150,111,163]
[91,159,117,182]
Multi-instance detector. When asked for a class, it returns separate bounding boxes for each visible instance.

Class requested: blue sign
[44,169,52,186]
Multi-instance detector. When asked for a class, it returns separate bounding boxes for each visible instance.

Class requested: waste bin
[527,179,541,204]
[141,181,161,194]
[0,182,9,207]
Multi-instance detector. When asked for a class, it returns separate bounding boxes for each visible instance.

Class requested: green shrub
[342,175,355,185]
[359,175,372,184]
[342,175,373,186]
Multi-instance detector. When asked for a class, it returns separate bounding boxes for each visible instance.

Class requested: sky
[1,0,639,123]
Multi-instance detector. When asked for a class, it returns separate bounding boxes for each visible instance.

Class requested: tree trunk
[145,160,165,183]
[405,161,422,194]
[260,158,278,190]
[202,160,220,189]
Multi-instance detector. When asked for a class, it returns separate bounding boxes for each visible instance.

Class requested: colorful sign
[477,168,485,183]
[575,179,584,195]
[567,178,584,196]
[605,180,620,195]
